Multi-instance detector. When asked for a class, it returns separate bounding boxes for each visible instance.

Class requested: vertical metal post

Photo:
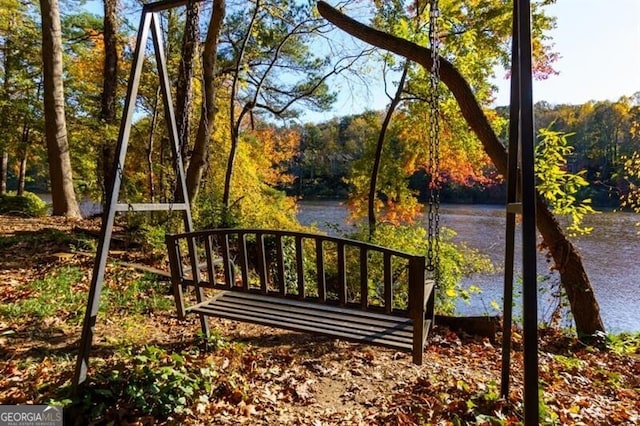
[501,1,539,423]
[517,1,539,423]
[500,4,520,398]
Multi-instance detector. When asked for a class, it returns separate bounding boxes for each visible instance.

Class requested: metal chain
[426,0,441,285]
[167,147,177,224]
[115,161,134,212]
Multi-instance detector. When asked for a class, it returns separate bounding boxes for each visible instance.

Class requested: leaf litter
[0,215,638,424]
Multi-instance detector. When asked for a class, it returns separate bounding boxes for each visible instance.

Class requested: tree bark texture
[100,0,119,201]
[186,0,225,202]
[17,120,31,196]
[317,1,604,336]
[40,0,81,218]
[1,24,12,196]
[147,87,161,203]
[0,151,7,195]
[175,1,200,164]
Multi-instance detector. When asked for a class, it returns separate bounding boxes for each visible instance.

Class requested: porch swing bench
[165,228,435,364]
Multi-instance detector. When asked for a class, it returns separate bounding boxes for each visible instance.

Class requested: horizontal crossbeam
[115,203,189,212]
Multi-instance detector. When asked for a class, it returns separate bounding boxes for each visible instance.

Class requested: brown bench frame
[165,229,435,364]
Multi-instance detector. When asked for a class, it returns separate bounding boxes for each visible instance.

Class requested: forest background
[0,0,638,218]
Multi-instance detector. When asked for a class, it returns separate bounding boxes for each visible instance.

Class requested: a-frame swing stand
[72,0,435,389]
[73,0,207,389]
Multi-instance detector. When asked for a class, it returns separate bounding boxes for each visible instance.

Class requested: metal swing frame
[72,0,207,389]
[73,1,539,423]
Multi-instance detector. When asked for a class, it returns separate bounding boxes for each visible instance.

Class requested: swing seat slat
[188,290,426,351]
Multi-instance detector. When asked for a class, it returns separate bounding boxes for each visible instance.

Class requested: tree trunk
[1,20,12,197]
[222,0,260,214]
[317,1,605,336]
[17,154,27,196]
[175,0,200,164]
[369,63,408,238]
[17,119,31,196]
[0,150,7,195]
[40,0,81,218]
[100,0,119,201]
[186,0,225,202]
[147,86,161,203]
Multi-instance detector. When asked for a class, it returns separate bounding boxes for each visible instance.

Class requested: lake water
[297,200,640,333]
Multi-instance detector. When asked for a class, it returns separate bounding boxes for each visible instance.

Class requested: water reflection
[297,200,640,333]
